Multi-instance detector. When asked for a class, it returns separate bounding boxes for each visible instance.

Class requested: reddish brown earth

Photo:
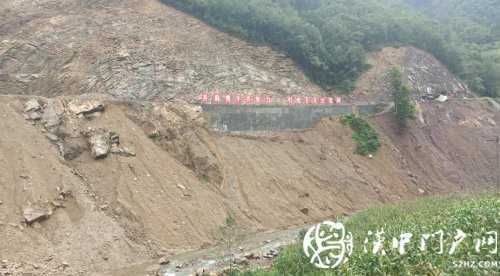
[0,96,497,275]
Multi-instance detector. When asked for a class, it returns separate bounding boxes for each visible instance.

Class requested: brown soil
[0,95,497,275]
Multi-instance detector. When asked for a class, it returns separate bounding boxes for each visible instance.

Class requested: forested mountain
[402,0,500,97]
[161,0,500,97]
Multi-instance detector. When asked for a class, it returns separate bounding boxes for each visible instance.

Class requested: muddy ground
[0,95,498,275]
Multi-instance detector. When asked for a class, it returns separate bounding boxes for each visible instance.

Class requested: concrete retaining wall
[202,104,381,132]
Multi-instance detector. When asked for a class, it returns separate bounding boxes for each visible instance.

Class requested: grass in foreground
[240,194,500,276]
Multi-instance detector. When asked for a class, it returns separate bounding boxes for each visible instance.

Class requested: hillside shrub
[341,115,380,156]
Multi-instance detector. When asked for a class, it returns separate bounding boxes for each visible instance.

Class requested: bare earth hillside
[0,95,497,275]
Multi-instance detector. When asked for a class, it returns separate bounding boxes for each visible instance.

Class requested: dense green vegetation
[239,194,500,275]
[341,115,380,156]
[390,68,415,130]
[161,0,499,97]
[403,0,500,97]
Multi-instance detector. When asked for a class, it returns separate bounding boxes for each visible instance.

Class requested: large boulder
[68,100,105,116]
[24,99,41,113]
[85,129,112,159]
[42,99,64,129]
[23,99,42,121]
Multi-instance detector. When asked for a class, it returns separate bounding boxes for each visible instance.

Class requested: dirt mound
[351,47,471,103]
[0,0,323,101]
[0,95,497,275]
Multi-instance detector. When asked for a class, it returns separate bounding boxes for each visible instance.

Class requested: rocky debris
[99,204,109,211]
[244,253,259,260]
[83,128,112,159]
[24,110,42,121]
[23,99,43,121]
[23,205,51,225]
[51,200,64,209]
[24,99,42,113]
[233,257,249,266]
[110,146,136,157]
[177,184,187,190]
[267,249,279,257]
[81,128,134,159]
[57,187,73,200]
[60,262,69,269]
[146,264,161,276]
[46,133,60,142]
[195,267,210,276]
[486,117,497,126]
[158,256,170,265]
[110,132,120,145]
[42,99,64,129]
[300,207,309,215]
[61,138,87,160]
[68,100,105,116]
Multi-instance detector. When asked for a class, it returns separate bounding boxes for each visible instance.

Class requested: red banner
[198,93,342,106]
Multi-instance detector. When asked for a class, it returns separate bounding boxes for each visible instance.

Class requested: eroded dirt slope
[0,95,497,275]
[374,99,500,193]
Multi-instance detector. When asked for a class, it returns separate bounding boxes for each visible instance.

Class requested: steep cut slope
[374,99,500,192]
[0,0,323,101]
[0,95,497,275]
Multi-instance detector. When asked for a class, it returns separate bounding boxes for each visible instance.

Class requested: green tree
[390,68,415,131]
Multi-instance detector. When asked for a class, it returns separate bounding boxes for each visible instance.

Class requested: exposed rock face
[0,0,324,101]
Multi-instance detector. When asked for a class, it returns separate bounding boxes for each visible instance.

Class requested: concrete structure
[202,104,382,132]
